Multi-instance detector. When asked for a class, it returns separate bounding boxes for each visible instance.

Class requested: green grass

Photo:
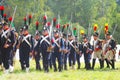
[0,60,120,80]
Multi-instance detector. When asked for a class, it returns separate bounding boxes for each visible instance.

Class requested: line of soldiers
[0,7,117,74]
[18,22,116,72]
[0,19,16,73]
[0,17,117,73]
[0,21,117,73]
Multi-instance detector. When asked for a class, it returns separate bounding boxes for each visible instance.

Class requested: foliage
[1,0,120,43]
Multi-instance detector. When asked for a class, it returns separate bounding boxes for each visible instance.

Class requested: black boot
[108,60,112,68]
[105,59,110,68]
[50,64,52,69]
[101,60,104,68]
[36,64,41,71]
[86,62,91,70]
[92,59,96,70]
[86,63,89,70]
[99,59,102,69]
[58,65,62,72]
[21,62,25,71]
[111,60,115,69]
[21,65,25,70]
[53,65,57,72]
[88,63,91,70]
[77,64,80,69]
[64,64,67,70]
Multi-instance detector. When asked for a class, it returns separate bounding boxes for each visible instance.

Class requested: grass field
[0,60,120,80]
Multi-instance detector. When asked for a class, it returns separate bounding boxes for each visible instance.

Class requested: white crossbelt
[1,29,11,42]
[22,34,32,47]
[34,39,38,47]
[54,38,60,47]
[68,40,75,48]
[40,36,50,45]
[83,42,88,48]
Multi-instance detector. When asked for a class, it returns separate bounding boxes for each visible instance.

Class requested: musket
[77,26,80,42]
[6,5,17,42]
[87,23,91,41]
[49,20,53,40]
[57,13,60,31]
[98,25,103,38]
[44,12,47,27]
[112,24,117,36]
[48,20,53,57]
[70,13,74,37]
[10,6,17,28]
[66,24,69,50]
[3,6,17,48]
[66,14,72,44]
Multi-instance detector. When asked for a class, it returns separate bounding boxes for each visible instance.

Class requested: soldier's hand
[29,52,33,57]
[4,44,9,48]
[34,51,37,55]
[63,49,67,54]
[79,51,82,57]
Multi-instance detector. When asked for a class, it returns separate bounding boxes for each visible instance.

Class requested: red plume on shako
[104,23,109,34]
[0,6,4,18]
[53,17,56,27]
[8,17,12,22]
[47,22,51,27]
[0,6,4,10]
[43,15,47,20]
[43,15,47,25]
[93,24,98,32]
[35,21,39,30]
[67,24,69,28]
[3,14,7,18]
[28,14,32,25]
[23,17,27,25]
[62,24,66,32]
[56,24,60,29]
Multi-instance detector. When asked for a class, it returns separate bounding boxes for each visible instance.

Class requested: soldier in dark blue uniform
[33,21,41,70]
[8,29,18,73]
[68,34,76,69]
[35,28,51,72]
[52,30,64,72]
[33,31,41,70]
[76,43,82,69]
[62,33,68,70]
[82,35,92,70]
[18,25,33,72]
[17,28,25,71]
[1,23,15,73]
[0,22,3,70]
[75,36,82,70]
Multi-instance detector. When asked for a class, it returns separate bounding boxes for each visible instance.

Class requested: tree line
[1,0,120,43]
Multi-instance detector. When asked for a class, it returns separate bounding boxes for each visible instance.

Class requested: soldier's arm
[88,43,93,53]
[79,44,83,53]
[30,36,34,52]
[110,40,116,49]
[8,31,15,47]
[61,39,64,50]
